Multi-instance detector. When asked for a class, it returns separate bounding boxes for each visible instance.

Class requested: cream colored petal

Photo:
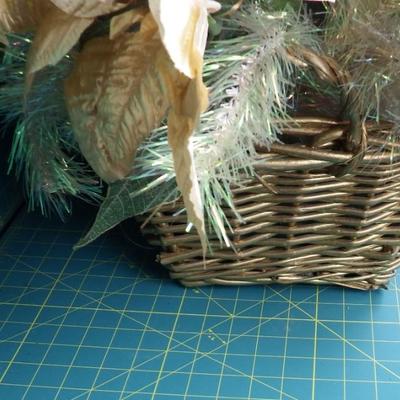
[168,109,207,251]
[50,0,127,18]
[109,7,147,40]
[162,47,209,253]
[27,8,93,76]
[0,0,52,35]
[207,1,221,13]
[149,0,209,78]
[65,14,177,183]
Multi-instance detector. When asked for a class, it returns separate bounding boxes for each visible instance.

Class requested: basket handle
[286,47,367,176]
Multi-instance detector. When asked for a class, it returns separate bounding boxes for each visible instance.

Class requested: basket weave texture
[140,51,400,290]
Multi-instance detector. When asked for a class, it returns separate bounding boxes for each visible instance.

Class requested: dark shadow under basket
[140,50,400,290]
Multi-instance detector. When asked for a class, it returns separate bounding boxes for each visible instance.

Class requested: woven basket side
[141,49,400,290]
[141,122,400,290]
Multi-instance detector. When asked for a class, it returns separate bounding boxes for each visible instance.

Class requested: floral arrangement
[0,0,399,251]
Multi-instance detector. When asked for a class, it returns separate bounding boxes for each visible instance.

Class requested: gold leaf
[168,109,207,251]
[149,0,209,78]
[27,7,93,78]
[65,14,179,182]
[163,50,209,252]
[50,0,128,18]
[149,0,210,249]
[65,6,211,250]
[109,6,147,40]
[0,0,51,36]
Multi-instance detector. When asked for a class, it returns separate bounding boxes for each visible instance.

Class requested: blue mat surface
[0,206,399,400]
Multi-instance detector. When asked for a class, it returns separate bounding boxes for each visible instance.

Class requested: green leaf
[75,176,178,249]
[208,15,222,38]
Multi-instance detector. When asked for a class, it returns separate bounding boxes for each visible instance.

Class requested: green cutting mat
[0,205,399,400]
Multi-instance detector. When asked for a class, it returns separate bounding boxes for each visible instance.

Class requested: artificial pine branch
[0,36,102,216]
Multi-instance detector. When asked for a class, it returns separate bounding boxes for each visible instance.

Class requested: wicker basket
[140,50,400,290]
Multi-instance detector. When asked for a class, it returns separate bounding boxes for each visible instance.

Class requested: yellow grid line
[2,315,400,331]
[1,213,400,399]
[4,374,400,388]
[0,253,318,400]
[182,286,214,399]
[0,226,42,339]
[3,255,400,400]
[0,257,127,309]
[370,290,379,400]
[343,288,347,400]
[248,285,267,400]
[2,289,400,309]
[87,255,133,399]
[3,255,400,399]
[52,249,122,400]
[150,285,187,399]
[214,285,239,399]
[0,227,63,384]
[65,286,321,400]
[311,286,319,400]
[268,286,400,382]
[5,354,400,368]
[22,239,108,400]
[117,277,163,400]
[0,256,151,346]
[279,286,292,400]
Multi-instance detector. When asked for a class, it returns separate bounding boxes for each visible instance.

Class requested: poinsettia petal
[164,47,209,254]
[207,1,221,13]
[50,0,127,18]
[149,0,209,78]
[27,8,93,76]
[0,0,52,35]
[109,7,147,40]
[65,14,176,183]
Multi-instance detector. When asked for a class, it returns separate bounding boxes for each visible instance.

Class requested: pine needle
[0,34,102,217]
[134,5,320,246]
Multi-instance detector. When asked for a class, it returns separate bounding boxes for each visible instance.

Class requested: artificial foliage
[0,0,400,250]
[0,35,102,216]
[326,0,400,124]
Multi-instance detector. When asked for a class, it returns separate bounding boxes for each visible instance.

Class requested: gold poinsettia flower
[49,0,131,18]
[148,0,221,250]
[1,0,220,250]
[149,0,221,78]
